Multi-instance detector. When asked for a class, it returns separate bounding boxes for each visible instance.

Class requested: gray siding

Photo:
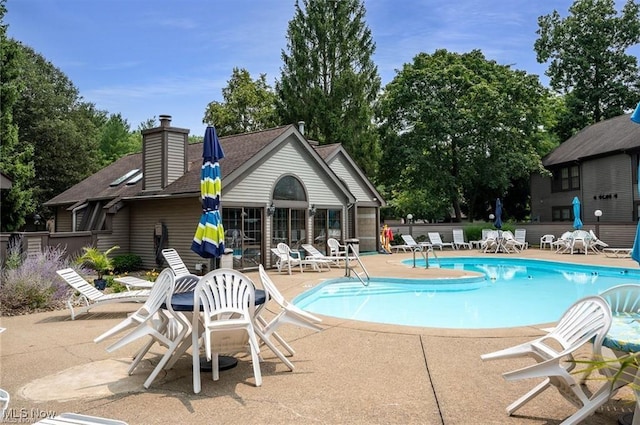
[226,141,344,206]
[330,155,373,202]
[129,197,202,271]
[166,132,186,185]
[582,154,633,222]
[143,133,163,191]
[55,206,73,232]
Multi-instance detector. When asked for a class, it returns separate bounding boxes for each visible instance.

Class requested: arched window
[273,176,307,201]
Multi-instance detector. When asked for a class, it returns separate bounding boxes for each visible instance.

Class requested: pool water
[293,257,640,329]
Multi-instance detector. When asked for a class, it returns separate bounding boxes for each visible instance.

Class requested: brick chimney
[141,115,190,191]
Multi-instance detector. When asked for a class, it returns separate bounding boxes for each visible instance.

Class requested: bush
[112,254,143,273]
[0,240,80,315]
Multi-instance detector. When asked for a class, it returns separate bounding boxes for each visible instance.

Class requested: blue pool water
[293,257,640,329]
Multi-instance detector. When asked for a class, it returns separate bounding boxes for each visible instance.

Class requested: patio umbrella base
[200,356,238,372]
[618,412,633,425]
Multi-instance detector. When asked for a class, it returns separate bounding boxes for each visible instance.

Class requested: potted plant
[77,245,120,290]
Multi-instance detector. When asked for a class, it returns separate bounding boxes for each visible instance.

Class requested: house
[44,115,385,273]
[530,114,640,225]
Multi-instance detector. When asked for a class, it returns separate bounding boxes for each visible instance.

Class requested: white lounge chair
[552,231,573,254]
[481,296,612,424]
[427,232,454,250]
[471,229,492,249]
[0,388,8,421]
[94,269,190,389]
[452,229,471,250]
[56,268,150,320]
[161,248,190,276]
[588,230,609,253]
[401,234,432,252]
[481,231,499,253]
[514,228,528,249]
[502,230,525,253]
[32,413,128,424]
[192,269,263,393]
[256,265,322,369]
[301,244,339,269]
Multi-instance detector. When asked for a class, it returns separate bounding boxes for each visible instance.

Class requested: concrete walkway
[1,248,638,424]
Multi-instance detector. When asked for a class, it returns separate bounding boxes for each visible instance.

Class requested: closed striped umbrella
[191,126,225,258]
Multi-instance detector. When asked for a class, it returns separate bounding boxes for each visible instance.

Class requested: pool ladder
[410,245,439,268]
[343,244,370,286]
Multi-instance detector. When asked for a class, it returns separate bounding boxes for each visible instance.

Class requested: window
[551,165,580,192]
[273,176,306,201]
[312,209,342,254]
[551,206,572,222]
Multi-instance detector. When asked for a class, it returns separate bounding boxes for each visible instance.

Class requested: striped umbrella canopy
[191,126,225,258]
[632,151,640,265]
[572,196,583,230]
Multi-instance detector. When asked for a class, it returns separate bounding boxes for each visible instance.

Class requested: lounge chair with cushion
[481,295,613,424]
[427,232,454,250]
[56,268,150,320]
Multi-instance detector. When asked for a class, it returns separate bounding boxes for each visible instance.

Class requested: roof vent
[297,121,305,136]
[159,115,172,127]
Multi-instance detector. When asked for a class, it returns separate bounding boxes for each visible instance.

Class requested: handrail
[411,244,439,268]
[343,244,370,286]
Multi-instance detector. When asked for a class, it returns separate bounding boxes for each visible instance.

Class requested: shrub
[76,245,119,280]
[112,254,143,273]
[0,241,80,315]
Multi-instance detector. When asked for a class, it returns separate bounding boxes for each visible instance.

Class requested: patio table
[164,289,267,372]
[602,312,640,425]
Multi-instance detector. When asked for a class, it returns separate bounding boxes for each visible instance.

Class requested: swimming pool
[293,257,640,329]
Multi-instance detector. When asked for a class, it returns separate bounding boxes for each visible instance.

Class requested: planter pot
[94,278,107,290]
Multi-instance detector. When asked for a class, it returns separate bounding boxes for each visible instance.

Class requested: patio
[1,249,637,424]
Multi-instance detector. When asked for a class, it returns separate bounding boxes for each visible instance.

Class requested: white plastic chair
[481,296,612,424]
[427,232,454,250]
[539,234,555,250]
[191,269,262,393]
[256,265,322,364]
[94,269,191,388]
[56,268,150,320]
[276,242,304,274]
[327,238,348,258]
[0,388,9,420]
[514,228,528,249]
[452,229,471,250]
[32,413,128,424]
[161,248,190,277]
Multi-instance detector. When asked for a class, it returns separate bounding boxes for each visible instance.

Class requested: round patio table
[165,289,267,371]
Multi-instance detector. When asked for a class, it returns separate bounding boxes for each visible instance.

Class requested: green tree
[99,113,136,165]
[203,67,278,136]
[11,40,102,219]
[377,50,551,222]
[276,0,381,176]
[535,0,640,127]
[0,1,35,231]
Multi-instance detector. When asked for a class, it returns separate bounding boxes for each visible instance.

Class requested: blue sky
[6,0,630,135]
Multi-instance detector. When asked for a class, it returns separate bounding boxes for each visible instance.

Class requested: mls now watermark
[4,407,57,423]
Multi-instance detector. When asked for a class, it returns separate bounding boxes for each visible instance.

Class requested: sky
[6,0,634,135]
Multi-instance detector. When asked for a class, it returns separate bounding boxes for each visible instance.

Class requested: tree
[276,0,381,176]
[11,40,102,220]
[203,68,278,136]
[377,50,551,222]
[535,0,640,126]
[0,1,35,231]
[99,113,137,165]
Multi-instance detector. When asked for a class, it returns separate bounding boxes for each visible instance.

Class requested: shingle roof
[542,114,640,167]
[45,125,291,207]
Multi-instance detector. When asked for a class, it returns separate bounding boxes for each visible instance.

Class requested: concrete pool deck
[1,248,638,424]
